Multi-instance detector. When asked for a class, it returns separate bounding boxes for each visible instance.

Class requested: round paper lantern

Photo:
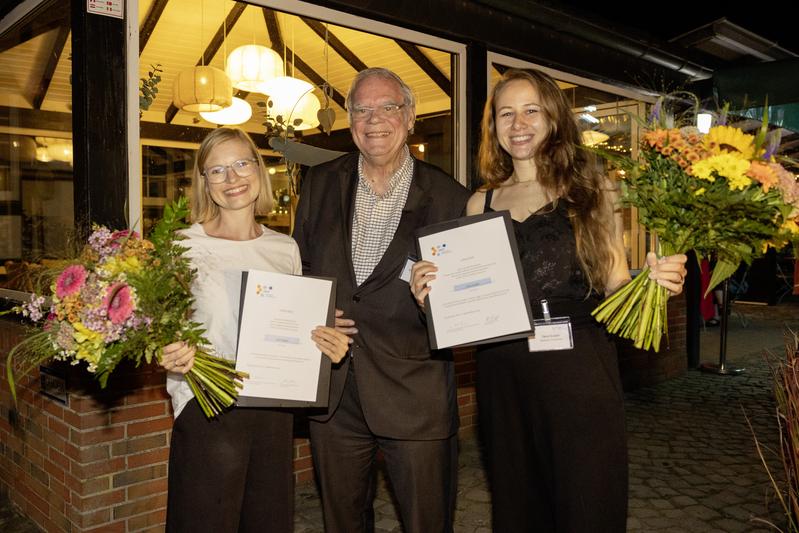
[262,76,321,130]
[226,45,283,92]
[172,66,232,112]
[200,97,253,125]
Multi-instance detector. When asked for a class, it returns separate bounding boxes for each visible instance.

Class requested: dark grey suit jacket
[293,152,471,440]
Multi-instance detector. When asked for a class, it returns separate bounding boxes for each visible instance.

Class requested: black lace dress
[476,189,628,532]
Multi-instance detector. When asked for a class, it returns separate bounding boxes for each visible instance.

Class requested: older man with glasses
[292,67,470,533]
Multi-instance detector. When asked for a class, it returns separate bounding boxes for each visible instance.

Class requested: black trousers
[166,399,294,533]
[309,365,458,533]
[477,326,628,532]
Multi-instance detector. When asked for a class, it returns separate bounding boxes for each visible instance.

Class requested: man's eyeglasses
[202,158,258,184]
[349,103,406,122]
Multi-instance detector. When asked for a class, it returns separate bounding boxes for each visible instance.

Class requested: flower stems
[179,351,249,419]
[591,267,670,352]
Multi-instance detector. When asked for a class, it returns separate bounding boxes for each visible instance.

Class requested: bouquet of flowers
[3,197,247,418]
[592,95,799,351]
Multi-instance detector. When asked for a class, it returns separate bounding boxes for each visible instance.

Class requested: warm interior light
[172,66,232,112]
[696,113,712,134]
[262,77,321,130]
[199,97,253,125]
[417,144,425,153]
[36,146,52,162]
[581,130,609,146]
[226,45,283,92]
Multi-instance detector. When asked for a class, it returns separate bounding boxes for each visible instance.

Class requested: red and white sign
[87,0,123,19]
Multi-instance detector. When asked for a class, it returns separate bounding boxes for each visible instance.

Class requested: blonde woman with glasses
[159,127,349,532]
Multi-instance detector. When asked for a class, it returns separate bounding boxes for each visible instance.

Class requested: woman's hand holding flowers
[646,252,688,296]
[161,341,196,374]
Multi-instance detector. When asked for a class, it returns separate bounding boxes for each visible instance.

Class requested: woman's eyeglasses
[202,158,258,183]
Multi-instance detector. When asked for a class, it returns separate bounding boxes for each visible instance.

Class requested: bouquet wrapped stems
[592,265,669,352]
[183,351,248,418]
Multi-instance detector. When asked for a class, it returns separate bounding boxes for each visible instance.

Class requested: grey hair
[345,67,416,112]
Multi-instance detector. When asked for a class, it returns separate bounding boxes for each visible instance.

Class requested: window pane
[0,0,73,289]
[138,1,456,233]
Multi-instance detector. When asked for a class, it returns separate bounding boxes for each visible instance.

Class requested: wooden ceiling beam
[301,17,368,73]
[165,2,247,123]
[0,7,65,55]
[262,9,346,109]
[32,23,69,110]
[139,0,169,54]
[395,40,451,97]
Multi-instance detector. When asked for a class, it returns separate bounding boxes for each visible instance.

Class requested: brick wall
[616,291,688,390]
[0,318,481,532]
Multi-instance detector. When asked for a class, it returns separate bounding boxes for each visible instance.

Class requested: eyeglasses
[349,103,406,122]
[202,158,258,184]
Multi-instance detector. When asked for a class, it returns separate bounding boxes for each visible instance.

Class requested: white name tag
[528,317,573,352]
[399,257,415,283]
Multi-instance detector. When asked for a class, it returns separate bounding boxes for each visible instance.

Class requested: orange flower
[746,161,778,192]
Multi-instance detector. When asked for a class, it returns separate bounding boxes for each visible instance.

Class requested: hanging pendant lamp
[200,96,253,125]
[226,45,283,92]
[261,76,321,130]
[172,65,233,112]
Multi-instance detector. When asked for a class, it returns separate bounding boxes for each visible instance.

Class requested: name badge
[399,256,416,283]
[528,317,573,352]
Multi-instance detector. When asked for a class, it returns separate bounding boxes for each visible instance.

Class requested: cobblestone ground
[4,302,798,532]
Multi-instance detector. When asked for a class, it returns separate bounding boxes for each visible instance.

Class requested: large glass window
[0,0,73,290]
[136,0,465,234]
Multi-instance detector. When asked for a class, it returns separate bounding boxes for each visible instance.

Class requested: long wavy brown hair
[477,68,617,293]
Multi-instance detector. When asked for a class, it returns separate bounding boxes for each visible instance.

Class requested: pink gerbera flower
[105,283,135,324]
[110,229,140,248]
[55,265,87,299]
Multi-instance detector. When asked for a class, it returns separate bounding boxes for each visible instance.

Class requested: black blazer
[293,152,471,440]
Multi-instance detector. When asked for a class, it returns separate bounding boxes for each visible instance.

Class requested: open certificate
[235,270,336,408]
[416,211,534,349]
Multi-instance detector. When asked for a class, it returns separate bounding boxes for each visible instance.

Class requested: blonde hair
[477,68,616,293]
[190,127,273,223]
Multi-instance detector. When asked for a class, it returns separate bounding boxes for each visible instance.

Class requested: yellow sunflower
[704,126,756,159]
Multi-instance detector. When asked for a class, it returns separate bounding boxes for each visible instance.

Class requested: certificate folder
[416,210,534,349]
[235,270,336,408]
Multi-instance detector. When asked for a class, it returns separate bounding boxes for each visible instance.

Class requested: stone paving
[3,301,798,532]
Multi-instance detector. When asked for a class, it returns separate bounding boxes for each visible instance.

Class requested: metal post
[699,278,745,375]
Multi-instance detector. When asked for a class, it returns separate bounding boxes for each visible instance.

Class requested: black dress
[476,190,628,532]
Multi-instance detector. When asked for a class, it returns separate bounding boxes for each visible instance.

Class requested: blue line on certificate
[264,335,300,344]
[454,277,491,291]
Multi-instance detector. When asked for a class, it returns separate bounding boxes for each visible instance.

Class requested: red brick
[71,457,126,479]
[109,402,166,424]
[126,477,168,500]
[135,525,167,533]
[294,441,311,459]
[64,409,112,430]
[295,469,314,484]
[112,464,167,488]
[111,433,167,456]
[70,425,125,446]
[48,416,70,438]
[86,520,126,533]
[293,456,313,471]
[67,505,112,528]
[127,447,169,469]
[42,400,65,418]
[126,415,173,437]
[64,471,111,496]
[17,480,49,517]
[123,387,169,405]
[73,487,126,512]
[64,442,110,463]
[44,458,67,483]
[68,395,118,414]
[113,492,167,519]
[126,508,167,531]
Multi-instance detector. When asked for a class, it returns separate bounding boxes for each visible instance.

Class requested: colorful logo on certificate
[431,243,449,256]
[255,284,274,297]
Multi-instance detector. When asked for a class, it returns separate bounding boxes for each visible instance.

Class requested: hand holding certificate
[415,211,533,349]
[235,270,336,408]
